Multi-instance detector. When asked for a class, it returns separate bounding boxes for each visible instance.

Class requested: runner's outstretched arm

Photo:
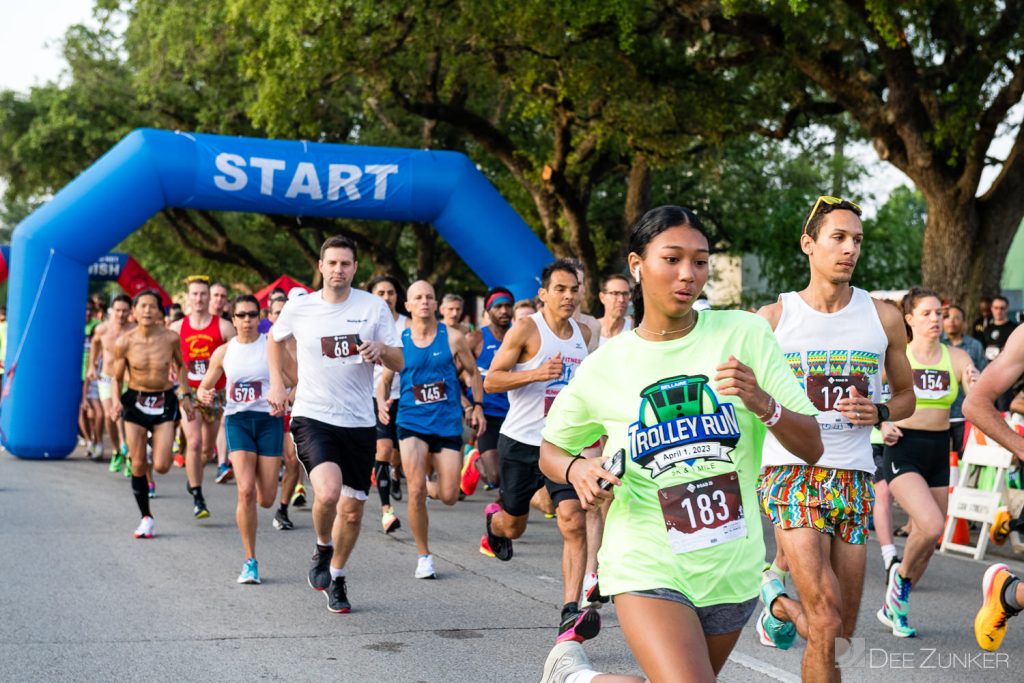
[964,326,1024,460]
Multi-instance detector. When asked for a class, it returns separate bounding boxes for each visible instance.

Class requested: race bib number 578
[321,334,362,367]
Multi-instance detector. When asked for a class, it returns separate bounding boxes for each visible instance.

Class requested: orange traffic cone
[946,450,970,544]
[952,517,970,544]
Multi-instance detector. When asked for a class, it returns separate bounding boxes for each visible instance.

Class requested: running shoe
[482,502,513,561]
[148,481,156,499]
[308,545,332,591]
[173,453,186,468]
[193,498,210,519]
[90,442,104,460]
[327,576,351,613]
[975,563,1021,651]
[290,484,307,507]
[415,554,436,579]
[990,509,1011,546]
[460,449,481,496]
[133,516,155,539]
[215,463,234,484]
[391,467,403,501]
[382,509,400,534]
[877,603,917,637]
[237,558,260,584]
[555,607,601,643]
[540,641,592,683]
[582,572,609,608]
[123,457,132,478]
[273,508,294,530]
[884,562,911,617]
[109,451,125,473]
[757,570,795,649]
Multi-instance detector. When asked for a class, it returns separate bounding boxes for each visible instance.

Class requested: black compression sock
[192,485,204,502]
[375,461,391,507]
[131,475,151,517]
[561,601,579,619]
[1003,577,1023,612]
[279,503,289,514]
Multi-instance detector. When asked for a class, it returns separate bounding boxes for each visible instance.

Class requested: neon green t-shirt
[542,310,816,607]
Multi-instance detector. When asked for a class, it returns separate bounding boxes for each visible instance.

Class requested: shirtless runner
[109,290,194,539]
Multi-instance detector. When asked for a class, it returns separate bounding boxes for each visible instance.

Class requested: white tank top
[599,318,633,347]
[500,311,588,447]
[761,288,887,473]
[374,313,408,400]
[222,335,273,415]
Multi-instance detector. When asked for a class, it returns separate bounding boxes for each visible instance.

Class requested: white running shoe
[415,554,436,579]
[133,516,155,539]
[540,641,592,683]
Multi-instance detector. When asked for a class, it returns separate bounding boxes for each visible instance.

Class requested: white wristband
[762,398,783,428]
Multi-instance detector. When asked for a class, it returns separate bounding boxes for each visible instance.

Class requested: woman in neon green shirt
[537,206,823,682]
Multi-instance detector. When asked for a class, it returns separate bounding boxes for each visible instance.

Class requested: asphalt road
[2,449,1023,682]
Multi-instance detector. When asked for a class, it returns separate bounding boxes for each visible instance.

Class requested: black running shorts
[882,427,950,488]
[374,399,399,445]
[290,416,375,496]
[121,389,179,432]
[498,433,577,517]
[477,414,505,453]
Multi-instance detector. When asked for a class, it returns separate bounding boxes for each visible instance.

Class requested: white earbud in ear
[633,268,641,283]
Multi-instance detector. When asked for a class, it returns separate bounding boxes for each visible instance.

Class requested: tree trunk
[919,190,980,315]
[624,153,651,246]
[561,200,600,312]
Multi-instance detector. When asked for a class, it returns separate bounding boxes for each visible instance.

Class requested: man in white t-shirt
[267,236,403,614]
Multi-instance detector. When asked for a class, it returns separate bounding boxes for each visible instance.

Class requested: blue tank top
[397,323,464,438]
[472,326,510,418]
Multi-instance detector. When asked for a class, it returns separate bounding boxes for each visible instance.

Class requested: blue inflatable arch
[3,129,553,459]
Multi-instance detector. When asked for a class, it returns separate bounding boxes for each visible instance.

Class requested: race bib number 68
[321,334,363,367]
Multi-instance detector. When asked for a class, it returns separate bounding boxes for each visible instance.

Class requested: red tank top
[180,315,226,389]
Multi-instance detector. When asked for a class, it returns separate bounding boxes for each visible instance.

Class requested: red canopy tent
[253,274,312,307]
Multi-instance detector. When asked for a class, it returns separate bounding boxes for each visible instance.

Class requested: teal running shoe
[757,570,796,650]
[237,558,260,584]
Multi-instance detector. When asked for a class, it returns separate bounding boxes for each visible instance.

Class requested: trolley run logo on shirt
[628,374,741,478]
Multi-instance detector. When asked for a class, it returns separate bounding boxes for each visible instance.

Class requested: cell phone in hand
[599,448,626,491]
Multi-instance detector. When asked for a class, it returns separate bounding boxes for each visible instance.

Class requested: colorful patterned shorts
[195,389,225,424]
[757,465,874,545]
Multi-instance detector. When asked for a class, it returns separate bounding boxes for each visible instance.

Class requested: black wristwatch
[873,403,890,426]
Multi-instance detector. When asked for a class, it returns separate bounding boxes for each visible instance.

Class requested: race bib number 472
[321,334,362,367]
[658,472,746,554]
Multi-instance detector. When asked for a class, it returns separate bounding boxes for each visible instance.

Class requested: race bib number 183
[658,472,746,554]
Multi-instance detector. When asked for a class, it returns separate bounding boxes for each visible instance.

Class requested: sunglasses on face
[802,196,862,235]
[234,311,259,319]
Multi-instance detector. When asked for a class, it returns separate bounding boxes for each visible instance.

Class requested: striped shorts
[757,465,874,545]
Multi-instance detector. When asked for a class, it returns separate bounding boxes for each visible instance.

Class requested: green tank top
[907,344,957,411]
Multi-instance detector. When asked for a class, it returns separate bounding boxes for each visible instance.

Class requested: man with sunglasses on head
[170,275,236,519]
[754,196,916,678]
[267,235,403,614]
[597,274,633,347]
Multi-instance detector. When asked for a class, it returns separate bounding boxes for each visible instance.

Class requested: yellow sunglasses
[802,196,862,235]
